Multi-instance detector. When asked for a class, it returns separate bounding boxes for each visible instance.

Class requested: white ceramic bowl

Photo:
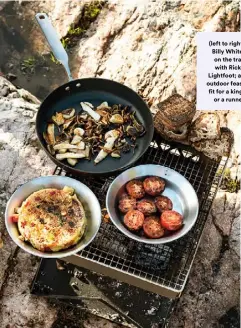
[106,164,199,244]
[5,176,101,258]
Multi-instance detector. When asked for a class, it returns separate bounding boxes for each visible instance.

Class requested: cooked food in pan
[118,193,137,213]
[137,199,156,215]
[124,210,145,231]
[143,216,165,239]
[44,102,146,166]
[126,179,145,199]
[118,176,183,239]
[10,186,86,252]
[143,176,165,196]
[160,210,183,231]
[155,195,173,212]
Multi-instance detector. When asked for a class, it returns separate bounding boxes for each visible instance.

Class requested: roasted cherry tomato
[126,180,145,199]
[143,216,165,238]
[118,196,137,213]
[143,176,165,196]
[160,210,183,231]
[155,196,173,212]
[137,199,156,215]
[124,210,144,231]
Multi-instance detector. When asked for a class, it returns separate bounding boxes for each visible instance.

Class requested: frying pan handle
[35,13,73,81]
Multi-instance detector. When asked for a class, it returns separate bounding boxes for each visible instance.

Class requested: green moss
[226,180,239,193]
[84,2,102,19]
[50,52,59,64]
[22,57,36,68]
[21,57,37,72]
[50,1,105,64]
[218,168,239,193]
[68,26,85,36]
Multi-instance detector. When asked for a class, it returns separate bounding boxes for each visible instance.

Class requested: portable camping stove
[31,135,229,327]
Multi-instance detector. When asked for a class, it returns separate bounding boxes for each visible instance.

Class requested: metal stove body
[31,136,229,327]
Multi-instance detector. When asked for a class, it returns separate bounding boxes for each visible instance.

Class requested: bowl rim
[5,175,102,258]
[106,164,199,244]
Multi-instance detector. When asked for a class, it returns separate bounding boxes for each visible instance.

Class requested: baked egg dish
[13,186,86,252]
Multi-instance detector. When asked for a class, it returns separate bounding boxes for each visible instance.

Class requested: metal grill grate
[54,136,228,294]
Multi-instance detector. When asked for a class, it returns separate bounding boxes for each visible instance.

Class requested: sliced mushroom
[105,130,120,140]
[71,135,82,144]
[80,113,88,119]
[75,141,85,150]
[109,114,124,124]
[97,101,109,110]
[62,108,75,119]
[130,113,145,134]
[56,152,86,160]
[47,124,55,145]
[52,112,64,125]
[80,102,100,122]
[63,117,75,130]
[67,158,78,166]
[94,130,119,164]
[94,138,116,164]
[111,150,121,158]
[126,125,138,137]
[58,148,67,154]
[95,109,105,116]
[53,143,84,151]
[85,145,90,158]
[56,133,69,143]
[74,128,85,136]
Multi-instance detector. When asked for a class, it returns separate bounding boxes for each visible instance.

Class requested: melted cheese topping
[17,187,86,252]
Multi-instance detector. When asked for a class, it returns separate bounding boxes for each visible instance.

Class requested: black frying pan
[35,13,154,176]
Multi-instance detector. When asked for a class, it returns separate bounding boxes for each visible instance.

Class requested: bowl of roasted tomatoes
[106,164,199,244]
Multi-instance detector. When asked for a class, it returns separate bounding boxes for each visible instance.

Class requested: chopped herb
[68,221,75,228]
[48,206,58,213]
[68,209,74,216]
[59,216,66,226]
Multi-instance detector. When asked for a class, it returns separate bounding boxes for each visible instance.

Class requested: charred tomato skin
[160,210,183,231]
[143,176,165,196]
[137,199,157,215]
[126,179,145,199]
[155,196,173,212]
[119,192,129,200]
[118,196,137,213]
[10,214,19,223]
[143,216,165,239]
[123,210,145,231]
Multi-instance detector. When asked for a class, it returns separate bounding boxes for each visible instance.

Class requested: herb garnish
[58,216,66,226]
[68,221,75,228]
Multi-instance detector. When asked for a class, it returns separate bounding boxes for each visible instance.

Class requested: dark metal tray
[31,258,175,328]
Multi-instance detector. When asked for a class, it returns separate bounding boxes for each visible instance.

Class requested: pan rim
[5,175,102,258]
[106,164,199,244]
[36,77,154,176]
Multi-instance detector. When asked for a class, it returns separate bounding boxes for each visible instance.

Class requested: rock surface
[169,191,240,328]
[0,0,240,327]
[0,76,121,327]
